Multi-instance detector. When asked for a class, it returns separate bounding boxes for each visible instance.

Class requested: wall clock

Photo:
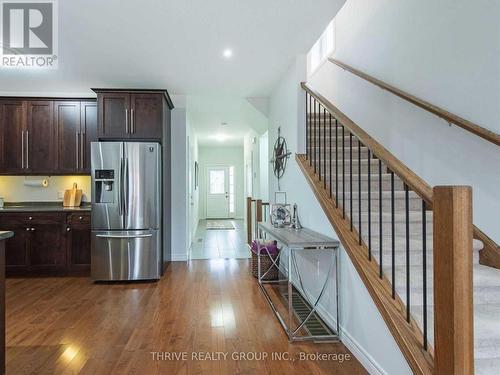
[270,127,291,190]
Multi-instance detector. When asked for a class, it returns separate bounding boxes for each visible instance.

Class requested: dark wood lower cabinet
[3,226,28,270]
[29,223,66,274]
[0,212,91,277]
[67,214,91,275]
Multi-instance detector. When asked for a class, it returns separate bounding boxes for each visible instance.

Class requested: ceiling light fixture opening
[214,134,228,142]
[223,49,233,58]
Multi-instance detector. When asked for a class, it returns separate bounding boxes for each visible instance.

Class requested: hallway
[189,220,251,260]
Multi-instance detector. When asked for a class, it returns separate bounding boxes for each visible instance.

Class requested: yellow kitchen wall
[0,176,91,202]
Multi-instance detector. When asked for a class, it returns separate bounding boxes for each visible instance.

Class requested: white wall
[187,123,200,244]
[0,176,91,202]
[171,107,189,261]
[243,131,261,200]
[198,145,245,219]
[259,131,269,201]
[308,0,500,242]
[268,56,412,374]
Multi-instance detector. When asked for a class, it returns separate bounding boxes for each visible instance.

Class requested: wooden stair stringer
[296,153,434,375]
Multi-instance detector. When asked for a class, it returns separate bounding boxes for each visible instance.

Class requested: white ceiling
[0,0,346,142]
[188,95,268,146]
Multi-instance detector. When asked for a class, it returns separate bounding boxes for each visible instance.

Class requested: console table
[257,222,340,342]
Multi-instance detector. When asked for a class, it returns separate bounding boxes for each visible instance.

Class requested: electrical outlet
[57,191,64,200]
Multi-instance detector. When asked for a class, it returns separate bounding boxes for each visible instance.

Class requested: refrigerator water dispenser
[95,169,115,203]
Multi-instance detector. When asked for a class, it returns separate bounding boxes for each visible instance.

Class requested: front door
[206,166,229,219]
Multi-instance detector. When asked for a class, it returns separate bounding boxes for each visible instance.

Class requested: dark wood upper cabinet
[130,93,163,139]
[55,101,80,173]
[93,89,173,140]
[0,101,26,173]
[26,101,56,173]
[55,100,97,174]
[0,98,97,175]
[81,102,97,173]
[98,92,129,138]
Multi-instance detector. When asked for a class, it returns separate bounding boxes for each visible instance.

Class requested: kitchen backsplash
[0,176,91,202]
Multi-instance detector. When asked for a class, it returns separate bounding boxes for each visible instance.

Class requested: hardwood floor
[6,259,367,374]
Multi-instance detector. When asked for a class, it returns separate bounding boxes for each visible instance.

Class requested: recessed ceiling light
[214,134,227,142]
[221,122,228,126]
[223,49,233,58]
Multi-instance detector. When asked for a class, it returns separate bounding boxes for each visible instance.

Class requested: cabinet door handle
[26,227,30,231]
[125,109,129,133]
[81,132,85,169]
[25,130,29,169]
[131,109,134,134]
[21,130,25,169]
[75,131,79,169]
[66,227,71,232]
[30,227,35,231]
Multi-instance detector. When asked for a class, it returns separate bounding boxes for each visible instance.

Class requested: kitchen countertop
[0,231,13,240]
[0,202,91,213]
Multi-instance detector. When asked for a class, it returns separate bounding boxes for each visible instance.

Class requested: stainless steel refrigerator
[91,141,162,281]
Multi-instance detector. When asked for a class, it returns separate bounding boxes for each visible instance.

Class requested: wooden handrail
[302,82,433,206]
[328,58,500,147]
[302,81,500,268]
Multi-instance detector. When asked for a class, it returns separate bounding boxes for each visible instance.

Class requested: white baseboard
[171,253,188,261]
[339,329,386,375]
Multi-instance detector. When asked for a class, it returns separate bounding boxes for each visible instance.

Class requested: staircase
[298,83,500,374]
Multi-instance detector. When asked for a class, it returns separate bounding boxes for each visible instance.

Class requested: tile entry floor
[189,219,251,260]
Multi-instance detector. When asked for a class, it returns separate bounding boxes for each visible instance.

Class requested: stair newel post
[433,186,474,375]
[247,197,253,245]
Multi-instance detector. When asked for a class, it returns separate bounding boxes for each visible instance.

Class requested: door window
[209,170,225,194]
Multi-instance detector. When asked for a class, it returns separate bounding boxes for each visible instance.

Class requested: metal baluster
[329,113,332,197]
[368,150,372,260]
[342,126,345,218]
[323,108,327,189]
[350,133,353,230]
[379,158,383,278]
[309,94,312,164]
[358,141,362,244]
[422,200,428,350]
[405,184,410,322]
[391,170,395,298]
[335,119,339,206]
[314,100,317,174]
[319,104,322,181]
[306,93,309,161]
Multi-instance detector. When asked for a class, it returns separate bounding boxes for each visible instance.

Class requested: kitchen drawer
[0,213,66,225]
[68,213,91,225]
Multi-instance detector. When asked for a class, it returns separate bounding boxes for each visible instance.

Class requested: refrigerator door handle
[119,156,124,217]
[124,157,129,217]
[95,233,153,239]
